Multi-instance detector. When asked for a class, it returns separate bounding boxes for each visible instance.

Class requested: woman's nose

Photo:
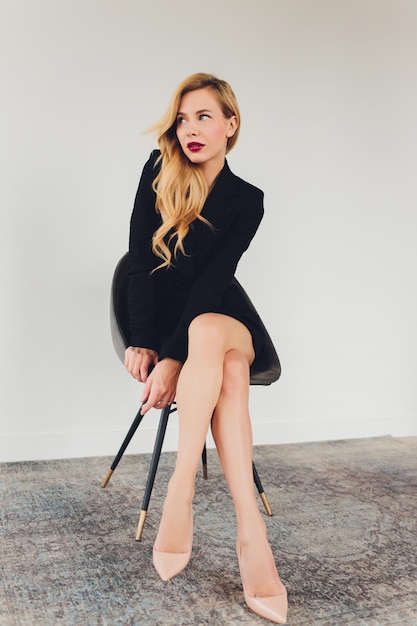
[186,123,198,136]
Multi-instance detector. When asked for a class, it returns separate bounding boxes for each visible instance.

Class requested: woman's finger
[141,388,159,414]
[140,354,153,382]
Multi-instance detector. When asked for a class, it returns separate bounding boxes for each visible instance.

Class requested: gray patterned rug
[1,436,416,626]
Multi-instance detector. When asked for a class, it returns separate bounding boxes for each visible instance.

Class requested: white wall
[1,0,416,462]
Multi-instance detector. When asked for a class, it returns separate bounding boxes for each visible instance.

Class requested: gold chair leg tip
[136,510,147,541]
[260,492,273,516]
[101,469,114,488]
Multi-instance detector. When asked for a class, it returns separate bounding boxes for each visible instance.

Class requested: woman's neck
[200,158,225,192]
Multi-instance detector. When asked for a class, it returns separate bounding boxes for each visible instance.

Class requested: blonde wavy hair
[148,73,241,269]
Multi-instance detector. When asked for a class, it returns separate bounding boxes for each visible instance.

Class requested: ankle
[237,513,267,545]
[166,475,195,504]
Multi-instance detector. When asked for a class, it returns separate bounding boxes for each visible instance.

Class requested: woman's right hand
[124,346,159,382]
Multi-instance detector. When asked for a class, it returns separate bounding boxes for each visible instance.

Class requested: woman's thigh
[188,313,255,366]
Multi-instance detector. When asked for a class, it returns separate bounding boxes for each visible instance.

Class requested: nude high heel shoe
[236,540,288,624]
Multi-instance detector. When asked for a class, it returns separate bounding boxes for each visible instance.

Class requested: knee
[188,313,225,354]
[221,350,250,395]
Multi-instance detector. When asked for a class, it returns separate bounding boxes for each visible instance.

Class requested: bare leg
[153,314,255,555]
[211,350,285,598]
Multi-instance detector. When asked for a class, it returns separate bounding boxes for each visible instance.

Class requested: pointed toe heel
[243,588,288,625]
[152,548,191,581]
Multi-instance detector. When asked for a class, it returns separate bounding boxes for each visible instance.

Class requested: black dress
[127,150,266,365]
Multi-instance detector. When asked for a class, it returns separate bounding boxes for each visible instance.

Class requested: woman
[124,73,287,624]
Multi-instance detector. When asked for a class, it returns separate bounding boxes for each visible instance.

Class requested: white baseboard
[1,416,416,463]
[251,415,417,446]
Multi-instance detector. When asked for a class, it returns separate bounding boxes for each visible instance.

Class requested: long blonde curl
[147,73,240,270]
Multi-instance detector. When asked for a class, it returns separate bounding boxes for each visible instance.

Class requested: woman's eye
[177,117,186,125]
[200,114,210,121]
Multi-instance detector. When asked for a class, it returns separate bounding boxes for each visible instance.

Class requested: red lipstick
[187,142,204,152]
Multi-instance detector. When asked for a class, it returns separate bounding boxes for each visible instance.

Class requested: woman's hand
[124,347,158,382]
[140,358,182,415]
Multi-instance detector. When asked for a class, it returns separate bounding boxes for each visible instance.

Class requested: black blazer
[127,150,265,364]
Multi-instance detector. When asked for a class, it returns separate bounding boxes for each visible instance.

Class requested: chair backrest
[110,253,281,385]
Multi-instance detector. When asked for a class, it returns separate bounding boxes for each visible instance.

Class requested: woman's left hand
[140,358,182,415]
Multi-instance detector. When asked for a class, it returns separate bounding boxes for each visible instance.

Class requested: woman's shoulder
[212,165,264,226]
[223,162,264,200]
[149,148,161,162]
[141,149,162,180]
[235,174,264,199]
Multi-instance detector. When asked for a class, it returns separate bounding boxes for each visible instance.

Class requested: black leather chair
[102,253,281,541]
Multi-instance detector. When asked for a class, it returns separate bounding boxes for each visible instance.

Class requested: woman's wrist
[159,357,182,372]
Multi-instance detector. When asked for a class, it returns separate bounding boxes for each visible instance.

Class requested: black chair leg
[101,405,145,487]
[202,444,208,479]
[136,436,208,541]
[253,461,272,516]
[102,399,209,540]
[136,404,173,541]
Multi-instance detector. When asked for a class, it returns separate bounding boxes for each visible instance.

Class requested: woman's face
[176,88,237,179]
